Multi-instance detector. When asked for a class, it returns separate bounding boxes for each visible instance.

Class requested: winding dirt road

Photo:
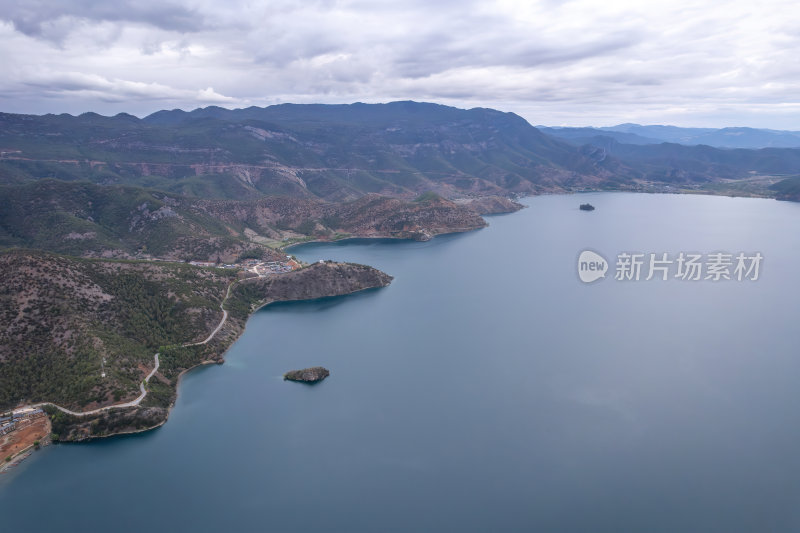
[31,354,160,417]
[23,281,236,417]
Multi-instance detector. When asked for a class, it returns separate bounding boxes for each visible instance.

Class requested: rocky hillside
[0,101,633,201]
[560,138,800,183]
[231,261,392,313]
[203,192,489,243]
[0,179,285,262]
[6,101,800,201]
[0,250,237,411]
[770,176,800,201]
[0,181,493,260]
[457,195,525,215]
[325,193,487,240]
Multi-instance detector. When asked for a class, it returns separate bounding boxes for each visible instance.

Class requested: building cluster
[0,408,46,436]
[188,261,238,269]
[187,256,301,277]
[252,258,300,276]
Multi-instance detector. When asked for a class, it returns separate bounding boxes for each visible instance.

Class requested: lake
[2,192,800,532]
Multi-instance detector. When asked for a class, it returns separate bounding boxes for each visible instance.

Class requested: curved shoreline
[281,226,486,252]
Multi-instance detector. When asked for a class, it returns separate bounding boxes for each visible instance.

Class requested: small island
[284,367,330,383]
[579,203,595,211]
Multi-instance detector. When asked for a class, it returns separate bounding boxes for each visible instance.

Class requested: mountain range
[0,101,629,202]
[4,102,800,205]
[540,123,800,149]
[3,100,800,263]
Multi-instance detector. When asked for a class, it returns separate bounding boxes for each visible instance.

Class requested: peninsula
[1,253,391,444]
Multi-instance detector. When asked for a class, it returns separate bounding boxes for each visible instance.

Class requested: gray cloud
[17,70,234,107]
[390,29,642,79]
[1,0,799,128]
[3,0,204,38]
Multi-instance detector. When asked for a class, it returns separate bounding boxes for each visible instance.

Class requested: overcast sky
[2,0,799,128]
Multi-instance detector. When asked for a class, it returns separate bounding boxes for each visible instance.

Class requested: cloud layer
[1,0,798,127]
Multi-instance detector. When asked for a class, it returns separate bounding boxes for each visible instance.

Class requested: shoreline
[0,424,52,475]
[0,449,35,475]
[33,359,223,449]
[282,225,489,253]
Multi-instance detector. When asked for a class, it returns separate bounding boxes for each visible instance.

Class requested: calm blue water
[3,193,800,532]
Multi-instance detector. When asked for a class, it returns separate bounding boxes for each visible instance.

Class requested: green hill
[0,101,633,200]
[0,180,494,259]
[769,176,800,201]
[0,249,237,411]
[0,180,274,261]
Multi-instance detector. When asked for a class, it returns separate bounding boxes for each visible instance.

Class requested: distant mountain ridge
[143,101,510,128]
[0,101,630,202]
[542,123,800,149]
[4,101,800,204]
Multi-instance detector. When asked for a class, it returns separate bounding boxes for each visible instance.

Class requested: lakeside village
[1,408,46,437]
[187,256,301,276]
